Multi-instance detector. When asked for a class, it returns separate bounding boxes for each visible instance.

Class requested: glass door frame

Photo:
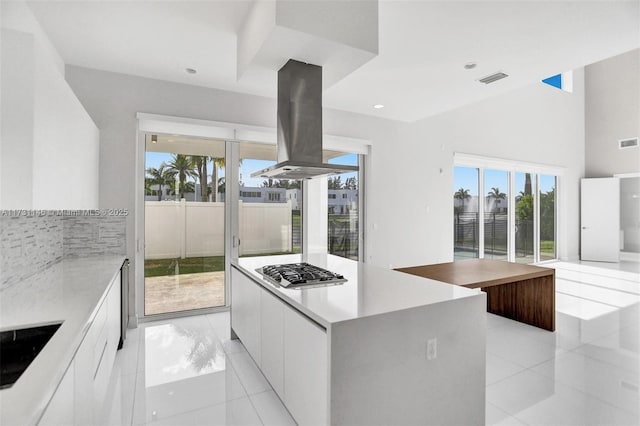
[454,153,563,264]
[136,132,234,322]
[135,114,371,323]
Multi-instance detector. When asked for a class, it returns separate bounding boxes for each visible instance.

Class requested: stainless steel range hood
[251,59,358,180]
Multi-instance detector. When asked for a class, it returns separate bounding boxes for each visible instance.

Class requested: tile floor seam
[567,346,639,375]
[492,367,639,423]
[246,393,267,426]
[225,350,256,398]
[145,396,255,426]
[130,368,139,426]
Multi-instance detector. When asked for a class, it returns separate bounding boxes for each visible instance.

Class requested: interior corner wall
[365,71,586,267]
[585,49,640,177]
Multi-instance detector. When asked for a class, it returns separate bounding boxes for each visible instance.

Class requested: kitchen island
[231,254,487,426]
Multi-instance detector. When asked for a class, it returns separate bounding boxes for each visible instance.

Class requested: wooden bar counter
[396,259,555,331]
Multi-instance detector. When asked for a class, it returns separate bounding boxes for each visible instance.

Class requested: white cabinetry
[38,361,75,426]
[231,266,328,425]
[259,291,284,397]
[231,267,261,364]
[40,271,121,425]
[283,308,327,426]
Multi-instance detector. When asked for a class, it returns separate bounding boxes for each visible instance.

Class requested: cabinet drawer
[283,307,328,426]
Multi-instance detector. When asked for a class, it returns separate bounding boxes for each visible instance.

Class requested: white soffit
[26,0,640,122]
[237,0,378,88]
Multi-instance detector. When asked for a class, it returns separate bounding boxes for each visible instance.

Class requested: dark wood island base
[396,259,555,331]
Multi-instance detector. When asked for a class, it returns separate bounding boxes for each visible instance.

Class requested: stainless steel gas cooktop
[256,263,347,288]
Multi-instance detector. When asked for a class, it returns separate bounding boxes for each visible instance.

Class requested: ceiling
[26,0,640,122]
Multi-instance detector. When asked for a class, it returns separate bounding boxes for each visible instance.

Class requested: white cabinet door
[283,308,328,426]
[94,278,121,420]
[39,361,75,425]
[231,267,261,364]
[260,291,284,397]
[581,177,620,262]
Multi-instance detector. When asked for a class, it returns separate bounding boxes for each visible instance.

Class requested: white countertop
[233,254,481,328]
[0,255,126,426]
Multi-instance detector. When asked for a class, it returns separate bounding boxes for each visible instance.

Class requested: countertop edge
[0,255,127,426]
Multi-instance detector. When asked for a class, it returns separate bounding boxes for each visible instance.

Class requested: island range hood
[251,59,358,180]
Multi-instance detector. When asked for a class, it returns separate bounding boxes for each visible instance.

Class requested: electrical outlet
[426,338,437,360]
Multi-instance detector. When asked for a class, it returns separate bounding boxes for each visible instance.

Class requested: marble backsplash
[0,212,126,290]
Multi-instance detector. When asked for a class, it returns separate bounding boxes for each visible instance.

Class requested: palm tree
[454,187,471,212]
[167,154,197,199]
[210,157,225,202]
[146,162,172,201]
[328,176,343,189]
[487,187,506,211]
[262,178,275,188]
[487,187,506,201]
[190,156,208,202]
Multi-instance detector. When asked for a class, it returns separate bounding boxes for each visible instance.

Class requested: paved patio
[144,271,225,315]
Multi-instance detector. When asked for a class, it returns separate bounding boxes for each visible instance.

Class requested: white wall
[323,74,585,266]
[585,48,640,177]
[65,64,585,274]
[0,2,99,209]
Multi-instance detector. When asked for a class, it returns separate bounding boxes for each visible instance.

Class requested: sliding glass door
[143,135,226,316]
[453,164,558,264]
[484,169,509,260]
[237,142,302,258]
[539,175,557,261]
[514,172,535,264]
[453,166,480,260]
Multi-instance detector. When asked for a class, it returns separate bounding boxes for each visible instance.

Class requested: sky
[146,152,358,188]
[454,166,556,197]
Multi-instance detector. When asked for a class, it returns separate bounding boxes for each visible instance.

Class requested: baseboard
[620,251,640,263]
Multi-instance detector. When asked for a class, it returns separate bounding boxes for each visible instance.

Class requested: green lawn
[144,256,225,277]
[540,240,555,253]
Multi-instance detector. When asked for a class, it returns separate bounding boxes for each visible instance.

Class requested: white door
[581,177,620,262]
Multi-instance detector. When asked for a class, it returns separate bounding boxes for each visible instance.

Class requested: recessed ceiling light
[185,68,197,74]
[373,104,385,109]
[464,62,477,70]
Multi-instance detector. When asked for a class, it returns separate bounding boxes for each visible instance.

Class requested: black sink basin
[0,322,62,389]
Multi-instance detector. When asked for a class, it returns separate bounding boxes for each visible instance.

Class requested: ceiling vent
[619,137,638,149]
[478,72,509,84]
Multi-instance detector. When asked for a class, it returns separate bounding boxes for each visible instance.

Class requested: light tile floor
[100,261,639,425]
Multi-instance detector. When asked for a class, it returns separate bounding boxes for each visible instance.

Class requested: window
[239,142,302,257]
[453,155,560,263]
[515,172,535,264]
[484,169,509,260]
[542,71,573,93]
[327,153,360,260]
[454,166,480,260]
[539,175,556,261]
[240,191,261,198]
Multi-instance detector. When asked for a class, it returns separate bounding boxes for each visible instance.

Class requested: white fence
[145,200,292,259]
